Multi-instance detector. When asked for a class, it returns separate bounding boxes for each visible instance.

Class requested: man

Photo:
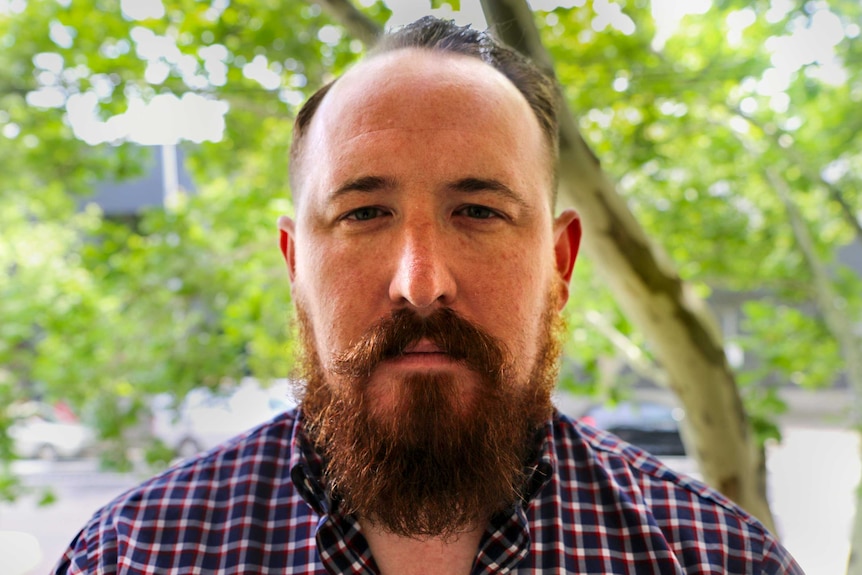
[56,16,803,574]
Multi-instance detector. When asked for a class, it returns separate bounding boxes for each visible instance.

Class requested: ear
[277,215,297,282]
[552,209,582,308]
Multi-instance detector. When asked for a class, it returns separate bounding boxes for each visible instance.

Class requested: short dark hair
[288,16,561,203]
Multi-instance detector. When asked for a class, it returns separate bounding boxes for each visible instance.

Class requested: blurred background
[1,0,860,573]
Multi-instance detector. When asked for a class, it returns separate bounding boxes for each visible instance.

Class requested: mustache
[330,307,507,380]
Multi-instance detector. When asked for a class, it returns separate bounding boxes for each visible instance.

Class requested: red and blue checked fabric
[54,409,804,574]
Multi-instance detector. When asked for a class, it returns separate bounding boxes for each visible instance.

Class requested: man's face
[281,49,578,410]
[278,49,580,535]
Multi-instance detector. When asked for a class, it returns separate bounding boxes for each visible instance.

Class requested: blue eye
[346,207,384,221]
[460,205,497,219]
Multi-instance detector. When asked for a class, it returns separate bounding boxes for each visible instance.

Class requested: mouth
[384,339,459,369]
[403,339,444,355]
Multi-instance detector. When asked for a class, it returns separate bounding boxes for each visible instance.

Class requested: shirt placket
[291,461,377,575]
[315,513,378,575]
[472,506,532,575]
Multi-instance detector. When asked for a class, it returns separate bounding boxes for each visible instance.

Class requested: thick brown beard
[295,294,564,539]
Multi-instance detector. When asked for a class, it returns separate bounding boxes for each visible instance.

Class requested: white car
[9,402,94,460]
[151,378,296,458]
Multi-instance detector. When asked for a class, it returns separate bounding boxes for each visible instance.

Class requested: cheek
[465,250,552,358]
[479,240,551,302]
[293,239,384,357]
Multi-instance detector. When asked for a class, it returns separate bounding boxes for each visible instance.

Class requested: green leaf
[431,0,460,10]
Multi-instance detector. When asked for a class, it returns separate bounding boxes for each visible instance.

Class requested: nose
[388,225,456,312]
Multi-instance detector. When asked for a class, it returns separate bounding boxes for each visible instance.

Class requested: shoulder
[110,407,300,504]
[545,411,802,573]
[550,410,752,518]
[53,409,309,573]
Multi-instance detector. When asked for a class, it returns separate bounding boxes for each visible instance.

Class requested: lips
[377,338,461,371]
[402,339,444,355]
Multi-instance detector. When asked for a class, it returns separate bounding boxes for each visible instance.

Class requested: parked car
[150,378,296,458]
[8,401,94,460]
[579,400,687,456]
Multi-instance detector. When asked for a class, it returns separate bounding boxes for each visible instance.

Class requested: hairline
[289,32,560,210]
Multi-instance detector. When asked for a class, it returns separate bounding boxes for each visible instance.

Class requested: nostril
[389,257,455,309]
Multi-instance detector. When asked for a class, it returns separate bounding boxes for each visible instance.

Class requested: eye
[343,207,387,221]
[457,205,500,220]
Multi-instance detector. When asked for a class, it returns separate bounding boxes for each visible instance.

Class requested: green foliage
[431,0,460,10]
[37,487,57,507]
[560,256,651,399]
[541,0,862,429]
[739,300,842,390]
[0,469,20,504]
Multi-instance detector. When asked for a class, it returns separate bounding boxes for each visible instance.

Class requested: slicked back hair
[288,16,561,206]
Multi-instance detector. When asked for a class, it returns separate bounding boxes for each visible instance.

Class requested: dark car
[579,400,687,456]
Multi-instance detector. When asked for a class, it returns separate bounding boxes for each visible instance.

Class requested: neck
[360,519,485,575]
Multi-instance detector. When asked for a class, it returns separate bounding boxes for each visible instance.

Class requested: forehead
[294,49,552,201]
[319,49,532,134]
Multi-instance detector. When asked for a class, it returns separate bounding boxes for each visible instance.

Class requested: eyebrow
[331,175,396,198]
[329,175,530,209]
[448,177,530,209]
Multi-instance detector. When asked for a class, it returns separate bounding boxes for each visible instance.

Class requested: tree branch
[480,0,599,166]
[733,105,862,241]
[762,164,862,419]
[309,0,382,47]
[584,310,669,388]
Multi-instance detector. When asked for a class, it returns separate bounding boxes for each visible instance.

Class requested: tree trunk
[311,0,776,533]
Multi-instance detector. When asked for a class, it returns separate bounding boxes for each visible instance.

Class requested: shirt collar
[520,415,556,504]
[288,410,331,516]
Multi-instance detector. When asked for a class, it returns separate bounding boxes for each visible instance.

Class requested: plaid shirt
[54,409,803,574]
